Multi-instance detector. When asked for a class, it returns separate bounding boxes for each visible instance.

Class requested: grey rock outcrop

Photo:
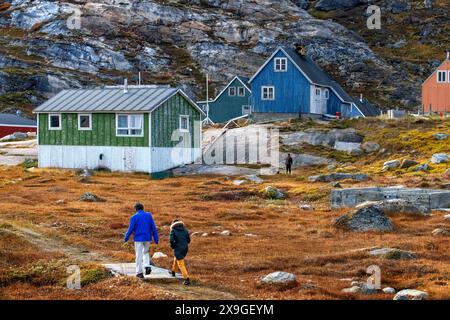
[308,172,368,183]
[334,206,394,232]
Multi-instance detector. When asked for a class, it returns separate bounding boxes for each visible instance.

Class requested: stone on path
[400,159,418,169]
[103,263,182,280]
[245,174,264,184]
[361,141,380,153]
[152,252,168,259]
[393,289,429,300]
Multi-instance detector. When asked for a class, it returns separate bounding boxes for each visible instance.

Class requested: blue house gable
[197,76,251,124]
[249,47,367,120]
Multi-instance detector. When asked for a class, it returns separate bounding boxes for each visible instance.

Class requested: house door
[311,87,327,114]
[123,148,137,171]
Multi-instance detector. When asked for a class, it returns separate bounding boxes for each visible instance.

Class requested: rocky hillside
[0,0,448,115]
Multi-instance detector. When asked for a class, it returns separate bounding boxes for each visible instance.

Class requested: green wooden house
[33,85,204,173]
[197,76,252,124]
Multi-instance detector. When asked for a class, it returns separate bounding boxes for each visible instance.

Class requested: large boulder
[393,289,429,300]
[431,153,449,164]
[334,206,394,232]
[261,272,297,286]
[263,186,286,200]
[308,172,369,183]
[356,199,430,216]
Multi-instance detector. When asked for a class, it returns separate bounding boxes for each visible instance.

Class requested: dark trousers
[286,164,292,174]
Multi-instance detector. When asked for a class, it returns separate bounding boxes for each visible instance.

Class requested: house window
[238,87,245,97]
[274,58,288,72]
[116,114,143,137]
[242,105,251,115]
[179,115,190,132]
[262,86,275,100]
[78,114,92,130]
[316,88,321,96]
[324,89,329,99]
[437,71,447,83]
[48,114,61,130]
[228,87,236,96]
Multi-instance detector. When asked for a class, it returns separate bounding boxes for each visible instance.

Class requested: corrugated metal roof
[0,113,37,126]
[282,47,354,104]
[33,86,183,113]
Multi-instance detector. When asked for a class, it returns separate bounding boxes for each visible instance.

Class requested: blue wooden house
[249,47,377,121]
[197,76,252,124]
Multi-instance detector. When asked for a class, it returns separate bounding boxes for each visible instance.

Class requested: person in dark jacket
[124,202,159,279]
[285,153,293,174]
[169,219,191,285]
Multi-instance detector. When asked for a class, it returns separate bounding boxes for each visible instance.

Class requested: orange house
[422,53,450,113]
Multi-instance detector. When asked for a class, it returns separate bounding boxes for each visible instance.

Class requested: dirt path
[1,220,239,300]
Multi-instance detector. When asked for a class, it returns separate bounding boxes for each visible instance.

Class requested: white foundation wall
[150,147,201,173]
[38,145,151,173]
[38,145,201,173]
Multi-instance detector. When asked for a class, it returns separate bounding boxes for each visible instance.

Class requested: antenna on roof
[124,78,128,93]
[138,72,142,86]
[202,73,214,126]
[360,93,363,102]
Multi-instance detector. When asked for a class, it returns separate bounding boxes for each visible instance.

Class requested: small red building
[0,113,37,139]
[422,53,450,113]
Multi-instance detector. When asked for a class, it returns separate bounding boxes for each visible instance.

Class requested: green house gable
[198,76,251,124]
[151,92,201,149]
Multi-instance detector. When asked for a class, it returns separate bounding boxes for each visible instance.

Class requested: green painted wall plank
[38,113,149,147]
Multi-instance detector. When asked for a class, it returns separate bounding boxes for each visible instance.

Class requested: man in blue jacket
[124,202,159,279]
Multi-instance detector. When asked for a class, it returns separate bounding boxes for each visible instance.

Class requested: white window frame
[274,57,288,72]
[242,105,251,115]
[115,114,144,137]
[238,87,245,97]
[324,89,329,99]
[448,71,450,83]
[48,113,61,130]
[316,88,321,96]
[179,115,190,133]
[261,86,275,101]
[77,114,92,131]
[437,70,447,83]
[228,87,236,96]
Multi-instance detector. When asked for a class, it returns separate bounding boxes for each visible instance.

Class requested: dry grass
[0,161,448,300]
